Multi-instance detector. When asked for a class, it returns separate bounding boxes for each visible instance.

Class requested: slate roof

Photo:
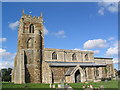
[46,61,106,67]
[94,57,113,59]
[65,67,74,76]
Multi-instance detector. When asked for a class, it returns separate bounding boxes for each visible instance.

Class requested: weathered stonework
[12,10,115,84]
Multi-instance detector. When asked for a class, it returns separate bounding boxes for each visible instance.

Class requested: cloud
[44,26,49,35]
[84,49,100,54]
[94,50,100,54]
[83,39,107,49]
[98,7,105,15]
[113,58,120,64]
[106,47,118,56]
[98,1,118,15]
[108,37,115,40]
[0,48,16,69]
[54,30,66,38]
[0,61,14,69]
[107,4,118,13]
[0,48,16,60]
[29,11,32,14]
[105,41,118,56]
[8,21,19,30]
[74,48,81,51]
[0,38,7,42]
[39,26,66,38]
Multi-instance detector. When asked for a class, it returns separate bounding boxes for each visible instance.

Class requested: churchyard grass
[68,80,118,88]
[2,82,50,88]
[1,80,118,88]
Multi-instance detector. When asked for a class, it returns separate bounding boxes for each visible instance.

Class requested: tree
[1,68,12,82]
[118,70,120,78]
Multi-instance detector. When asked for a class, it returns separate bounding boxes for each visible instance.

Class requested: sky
[1,2,119,70]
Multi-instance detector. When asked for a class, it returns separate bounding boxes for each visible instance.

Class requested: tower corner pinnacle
[22,9,25,15]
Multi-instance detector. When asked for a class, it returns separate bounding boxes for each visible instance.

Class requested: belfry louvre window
[52,52,57,60]
[27,38,33,48]
[85,54,89,60]
[72,53,77,60]
[96,67,99,76]
[29,24,34,33]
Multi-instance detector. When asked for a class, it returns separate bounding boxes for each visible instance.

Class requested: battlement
[44,48,94,54]
[20,9,43,24]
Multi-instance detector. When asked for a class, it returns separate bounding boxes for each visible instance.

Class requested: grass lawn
[1,80,119,89]
[2,82,51,88]
[68,80,118,88]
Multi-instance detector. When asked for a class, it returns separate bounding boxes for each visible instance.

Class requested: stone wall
[12,50,25,84]
[44,48,94,62]
[13,12,44,84]
[42,61,52,83]
[94,57,114,78]
[50,66,102,83]
[51,67,70,83]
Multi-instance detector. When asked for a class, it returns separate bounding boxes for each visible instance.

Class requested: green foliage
[1,68,12,82]
[101,77,112,81]
[104,67,108,73]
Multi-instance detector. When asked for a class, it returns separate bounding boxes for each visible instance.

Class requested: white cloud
[0,48,16,69]
[9,21,19,30]
[94,50,100,54]
[0,48,15,58]
[83,49,100,54]
[1,61,14,69]
[44,26,49,35]
[74,48,81,51]
[107,5,118,13]
[84,39,107,49]
[29,11,32,13]
[98,7,105,15]
[98,1,118,15]
[106,47,118,56]
[106,41,118,56]
[108,37,115,40]
[113,58,120,64]
[54,30,66,38]
[0,38,7,42]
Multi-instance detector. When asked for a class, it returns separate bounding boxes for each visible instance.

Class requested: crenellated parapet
[21,9,43,24]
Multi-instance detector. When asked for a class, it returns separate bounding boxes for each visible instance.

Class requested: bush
[1,68,12,82]
[101,78,111,81]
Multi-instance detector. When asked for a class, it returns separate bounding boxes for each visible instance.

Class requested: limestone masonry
[12,10,115,84]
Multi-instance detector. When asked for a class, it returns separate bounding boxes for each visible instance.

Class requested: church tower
[12,10,44,84]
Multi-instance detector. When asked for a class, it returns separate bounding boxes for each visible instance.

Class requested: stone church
[12,10,115,84]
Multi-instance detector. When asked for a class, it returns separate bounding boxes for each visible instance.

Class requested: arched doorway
[75,70,81,83]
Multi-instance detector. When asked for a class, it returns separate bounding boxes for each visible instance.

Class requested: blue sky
[1,2,118,69]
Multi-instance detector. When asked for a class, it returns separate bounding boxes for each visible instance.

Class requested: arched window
[27,38,33,48]
[85,54,89,60]
[72,53,77,60]
[29,24,34,33]
[23,23,25,33]
[52,52,57,60]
